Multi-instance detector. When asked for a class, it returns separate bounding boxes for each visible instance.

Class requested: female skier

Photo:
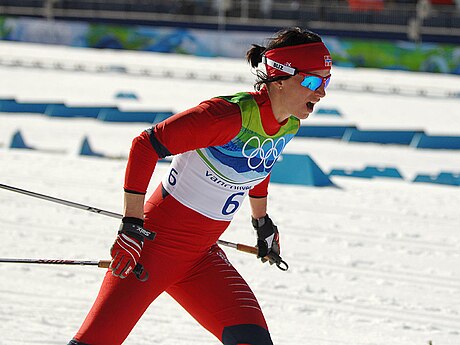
[69,27,332,345]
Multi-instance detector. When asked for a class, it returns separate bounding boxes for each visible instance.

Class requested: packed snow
[0,41,459,345]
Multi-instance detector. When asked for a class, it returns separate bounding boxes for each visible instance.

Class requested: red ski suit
[73,89,281,345]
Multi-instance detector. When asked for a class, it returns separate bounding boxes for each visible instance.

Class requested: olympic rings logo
[242,136,286,170]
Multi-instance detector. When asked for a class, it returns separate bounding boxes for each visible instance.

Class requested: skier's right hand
[109,217,155,279]
[110,232,143,279]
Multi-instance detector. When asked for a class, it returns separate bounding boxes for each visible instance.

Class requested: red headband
[262,42,332,77]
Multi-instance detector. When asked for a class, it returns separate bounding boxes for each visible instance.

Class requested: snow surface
[0,41,459,345]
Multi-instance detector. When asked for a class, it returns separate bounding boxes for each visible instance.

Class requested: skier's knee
[222,324,273,345]
[67,339,90,345]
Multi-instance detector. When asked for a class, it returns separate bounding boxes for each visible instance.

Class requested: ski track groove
[300,260,460,291]
[2,218,112,240]
[0,288,93,304]
[258,290,460,331]
[292,227,459,253]
[292,205,460,231]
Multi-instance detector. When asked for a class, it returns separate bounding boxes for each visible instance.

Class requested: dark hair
[246,27,323,90]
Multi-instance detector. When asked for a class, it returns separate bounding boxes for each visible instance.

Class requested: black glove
[252,214,281,265]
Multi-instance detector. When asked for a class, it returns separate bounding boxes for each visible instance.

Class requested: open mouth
[307,101,315,112]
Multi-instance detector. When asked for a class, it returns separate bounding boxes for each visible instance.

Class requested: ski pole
[217,239,288,271]
[0,258,149,281]
[0,183,121,219]
[0,258,111,268]
[0,183,289,270]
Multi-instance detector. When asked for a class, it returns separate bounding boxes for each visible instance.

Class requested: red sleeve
[124,131,159,194]
[124,98,242,194]
[154,98,242,154]
[249,174,270,198]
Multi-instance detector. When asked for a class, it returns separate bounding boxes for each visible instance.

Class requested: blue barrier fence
[2,98,460,151]
[315,108,342,117]
[270,154,334,187]
[297,124,460,150]
[1,98,174,124]
[329,166,460,186]
[45,104,118,118]
[9,130,34,150]
[297,125,356,139]
[97,109,174,123]
[411,133,460,150]
[343,129,423,145]
[79,136,105,157]
[0,99,63,114]
[329,166,404,179]
[413,172,460,186]
[115,92,139,100]
[7,130,459,187]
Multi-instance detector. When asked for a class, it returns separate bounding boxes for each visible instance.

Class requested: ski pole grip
[98,260,111,268]
[236,243,258,255]
[236,244,289,271]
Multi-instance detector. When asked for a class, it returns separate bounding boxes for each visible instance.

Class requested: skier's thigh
[167,245,273,345]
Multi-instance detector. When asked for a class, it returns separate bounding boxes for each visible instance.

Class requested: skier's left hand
[252,214,282,265]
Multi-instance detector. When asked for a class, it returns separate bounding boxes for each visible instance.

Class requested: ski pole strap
[133,263,149,282]
[272,256,289,271]
[103,260,148,282]
[119,222,156,241]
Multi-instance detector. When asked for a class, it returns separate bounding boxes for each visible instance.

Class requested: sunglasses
[298,72,331,91]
